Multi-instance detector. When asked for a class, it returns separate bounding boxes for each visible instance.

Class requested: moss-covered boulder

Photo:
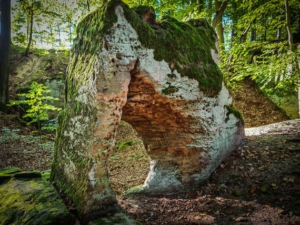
[51,0,244,222]
[0,168,74,225]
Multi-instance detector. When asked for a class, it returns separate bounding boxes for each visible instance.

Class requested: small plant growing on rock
[116,140,133,151]
[8,81,61,130]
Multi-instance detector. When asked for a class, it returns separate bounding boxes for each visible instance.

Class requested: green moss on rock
[125,185,146,195]
[1,168,45,184]
[51,102,97,213]
[224,105,244,123]
[42,171,51,181]
[162,84,179,95]
[0,171,74,225]
[126,4,222,95]
[0,167,21,175]
[71,0,222,97]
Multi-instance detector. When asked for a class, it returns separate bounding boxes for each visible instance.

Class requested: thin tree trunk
[69,23,72,47]
[57,25,61,46]
[25,3,34,56]
[251,29,256,41]
[277,28,281,41]
[211,0,229,47]
[0,0,11,112]
[49,25,54,47]
[230,28,235,44]
[207,0,213,24]
[263,18,267,41]
[197,0,204,12]
[240,23,251,43]
[285,0,294,50]
[227,23,252,63]
[284,0,298,115]
[86,0,90,11]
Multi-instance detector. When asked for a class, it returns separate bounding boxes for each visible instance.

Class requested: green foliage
[0,127,54,152]
[221,41,299,97]
[116,140,133,151]
[42,118,59,131]
[0,127,21,142]
[8,81,61,129]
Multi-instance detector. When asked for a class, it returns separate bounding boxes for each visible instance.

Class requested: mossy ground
[0,168,74,225]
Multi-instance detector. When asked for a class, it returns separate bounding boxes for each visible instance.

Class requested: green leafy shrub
[8,81,61,130]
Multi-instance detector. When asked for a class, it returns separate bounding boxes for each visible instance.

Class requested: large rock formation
[51,0,244,222]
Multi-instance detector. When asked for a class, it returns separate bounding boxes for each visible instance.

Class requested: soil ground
[1,56,299,224]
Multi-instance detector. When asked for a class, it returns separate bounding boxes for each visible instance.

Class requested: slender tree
[24,0,34,56]
[285,0,294,50]
[0,0,11,112]
[211,0,229,46]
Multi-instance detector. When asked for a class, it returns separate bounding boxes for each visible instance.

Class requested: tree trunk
[277,28,281,41]
[251,29,256,41]
[69,24,73,46]
[227,23,252,63]
[285,0,294,50]
[196,0,204,12]
[240,23,251,43]
[263,18,267,41]
[57,25,61,46]
[207,0,213,24]
[0,0,11,112]
[86,0,90,11]
[25,2,34,57]
[211,0,229,47]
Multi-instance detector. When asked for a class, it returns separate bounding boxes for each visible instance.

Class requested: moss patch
[162,84,179,95]
[224,105,244,123]
[125,184,146,195]
[0,169,74,225]
[127,4,222,95]
[72,0,222,96]
[0,168,42,184]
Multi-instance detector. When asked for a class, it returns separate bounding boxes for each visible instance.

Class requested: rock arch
[51,0,244,222]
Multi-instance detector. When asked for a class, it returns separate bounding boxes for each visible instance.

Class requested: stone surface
[0,168,74,225]
[51,0,244,221]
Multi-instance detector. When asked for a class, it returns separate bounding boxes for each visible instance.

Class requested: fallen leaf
[235,217,248,222]
[194,216,201,220]
[251,184,258,193]
[258,166,265,171]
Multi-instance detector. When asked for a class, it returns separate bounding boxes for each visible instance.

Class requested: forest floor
[1,76,300,224]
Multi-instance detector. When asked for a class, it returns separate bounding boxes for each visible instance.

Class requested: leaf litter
[1,78,300,224]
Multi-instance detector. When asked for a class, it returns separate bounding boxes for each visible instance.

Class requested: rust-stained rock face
[51,0,244,222]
